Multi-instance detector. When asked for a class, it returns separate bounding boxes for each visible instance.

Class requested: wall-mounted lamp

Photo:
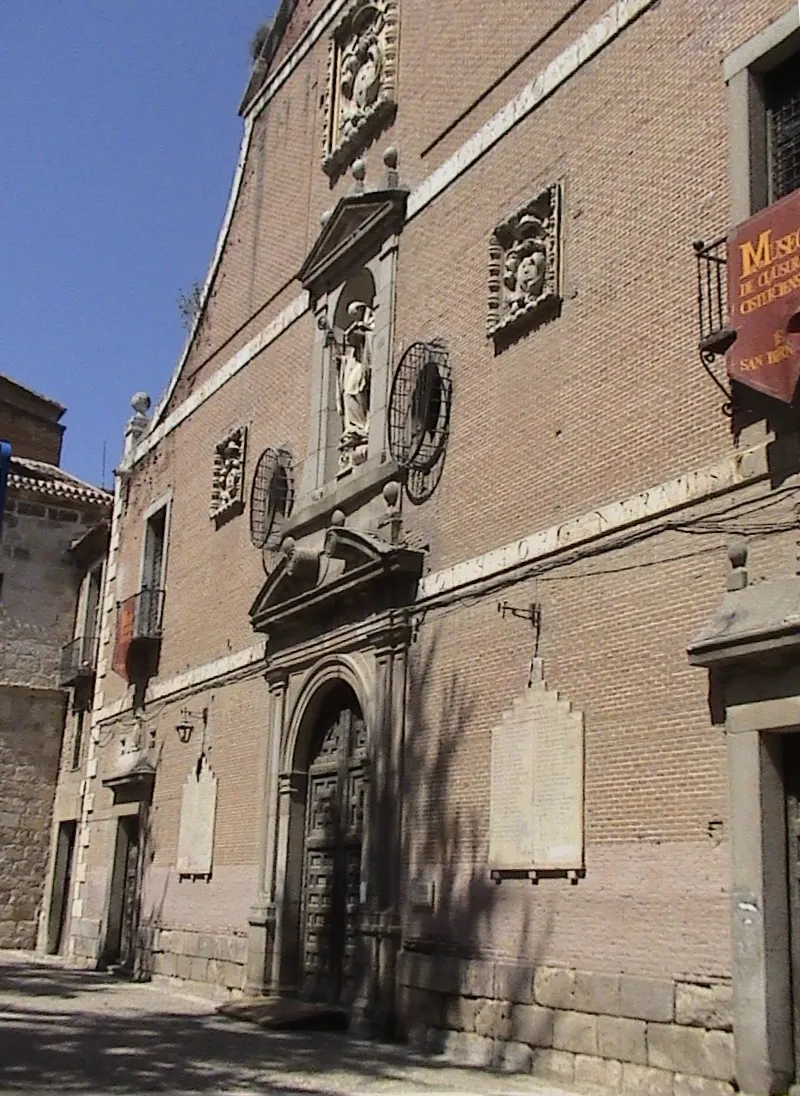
[175,706,208,745]
[316,310,339,350]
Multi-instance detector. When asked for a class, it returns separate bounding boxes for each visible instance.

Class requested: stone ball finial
[383,146,398,169]
[330,508,346,527]
[320,209,332,227]
[728,537,748,570]
[131,392,151,415]
[382,481,400,509]
[281,535,296,557]
[352,159,366,182]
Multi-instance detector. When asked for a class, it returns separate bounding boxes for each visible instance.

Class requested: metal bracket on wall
[497,600,542,666]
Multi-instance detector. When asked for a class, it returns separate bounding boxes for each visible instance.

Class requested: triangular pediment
[249,526,423,637]
[299,188,408,298]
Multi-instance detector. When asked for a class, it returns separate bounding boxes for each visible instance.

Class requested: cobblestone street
[0,952,603,1096]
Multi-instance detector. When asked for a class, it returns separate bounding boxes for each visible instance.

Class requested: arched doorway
[299,682,368,1005]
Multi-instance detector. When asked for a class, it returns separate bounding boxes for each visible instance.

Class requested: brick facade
[57,3,800,1092]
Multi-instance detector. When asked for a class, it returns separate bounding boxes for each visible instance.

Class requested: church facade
[50,2,800,1093]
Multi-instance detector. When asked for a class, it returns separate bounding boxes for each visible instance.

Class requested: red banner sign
[727,188,800,403]
[112,598,135,680]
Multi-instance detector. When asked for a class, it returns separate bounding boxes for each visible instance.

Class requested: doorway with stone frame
[297,681,369,1006]
[688,556,800,1095]
[103,814,141,972]
[46,819,77,955]
[783,731,800,1091]
[248,521,423,1026]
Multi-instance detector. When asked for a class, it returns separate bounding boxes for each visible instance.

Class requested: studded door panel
[300,695,367,1004]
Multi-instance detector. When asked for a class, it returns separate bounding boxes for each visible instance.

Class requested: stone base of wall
[142,928,247,1000]
[397,953,734,1096]
[69,916,102,965]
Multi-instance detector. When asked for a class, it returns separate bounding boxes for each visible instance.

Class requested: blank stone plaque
[489,659,584,872]
[177,754,218,877]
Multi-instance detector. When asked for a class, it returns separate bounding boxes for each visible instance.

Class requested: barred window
[766,52,800,201]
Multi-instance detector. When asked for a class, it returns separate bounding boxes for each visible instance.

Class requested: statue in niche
[336,300,375,473]
[339,8,385,142]
[503,213,548,319]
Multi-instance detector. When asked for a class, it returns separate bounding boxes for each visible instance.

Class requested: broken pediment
[249,525,422,642]
[299,189,407,299]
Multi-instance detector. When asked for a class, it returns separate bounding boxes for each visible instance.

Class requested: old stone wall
[0,494,101,686]
[0,487,107,952]
[144,927,247,1001]
[0,685,65,948]
[398,953,735,1096]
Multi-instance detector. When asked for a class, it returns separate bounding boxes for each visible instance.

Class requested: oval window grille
[387,341,452,472]
[249,447,294,549]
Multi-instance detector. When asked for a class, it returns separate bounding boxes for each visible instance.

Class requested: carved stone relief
[211,424,247,525]
[322,0,399,177]
[487,183,562,341]
[336,301,375,474]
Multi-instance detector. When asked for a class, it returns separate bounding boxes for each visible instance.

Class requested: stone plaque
[490,712,535,868]
[409,879,435,912]
[489,659,584,871]
[177,754,218,877]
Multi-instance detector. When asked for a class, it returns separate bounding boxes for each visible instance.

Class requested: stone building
[54,2,800,1093]
[0,373,111,949]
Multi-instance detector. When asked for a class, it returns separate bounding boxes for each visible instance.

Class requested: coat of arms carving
[488,183,563,342]
[322,0,399,178]
[211,424,247,526]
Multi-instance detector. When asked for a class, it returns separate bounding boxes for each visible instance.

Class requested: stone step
[217,995,348,1031]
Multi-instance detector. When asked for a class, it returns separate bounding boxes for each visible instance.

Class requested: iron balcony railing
[59,634,98,688]
[693,237,736,358]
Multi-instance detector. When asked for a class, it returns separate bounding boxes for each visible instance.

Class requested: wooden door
[300,687,367,1004]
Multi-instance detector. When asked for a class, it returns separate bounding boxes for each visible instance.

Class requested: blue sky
[0,3,274,485]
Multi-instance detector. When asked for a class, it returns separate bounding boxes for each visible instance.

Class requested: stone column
[270,770,305,993]
[360,636,407,1034]
[366,235,399,464]
[727,728,793,1094]
[245,671,287,994]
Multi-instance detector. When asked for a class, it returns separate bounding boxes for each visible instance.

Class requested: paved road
[0,951,600,1096]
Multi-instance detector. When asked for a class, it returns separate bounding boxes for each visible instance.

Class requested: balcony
[59,634,98,688]
[132,587,164,641]
[693,237,737,359]
[113,588,164,681]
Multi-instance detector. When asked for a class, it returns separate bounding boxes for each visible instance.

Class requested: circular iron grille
[387,341,452,471]
[249,448,294,549]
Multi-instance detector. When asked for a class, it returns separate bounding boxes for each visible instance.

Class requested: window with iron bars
[766,51,800,202]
